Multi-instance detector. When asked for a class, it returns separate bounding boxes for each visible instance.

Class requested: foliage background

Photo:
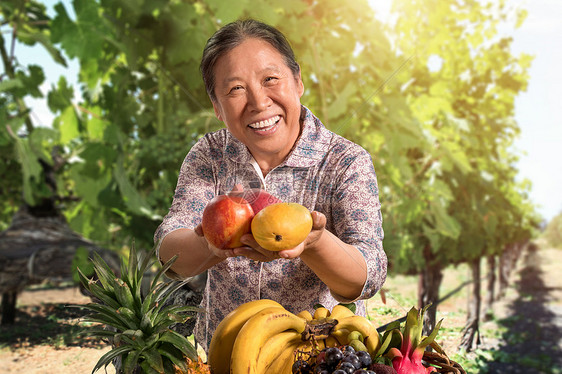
[1,0,545,273]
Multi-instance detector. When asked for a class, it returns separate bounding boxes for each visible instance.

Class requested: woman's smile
[247,115,281,134]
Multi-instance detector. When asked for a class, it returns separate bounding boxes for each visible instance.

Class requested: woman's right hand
[194,223,253,259]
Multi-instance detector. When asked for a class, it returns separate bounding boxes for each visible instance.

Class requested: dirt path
[0,247,560,373]
[0,287,115,374]
[476,246,562,373]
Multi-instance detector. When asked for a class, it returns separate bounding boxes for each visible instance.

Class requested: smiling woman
[210,38,304,174]
[154,19,388,353]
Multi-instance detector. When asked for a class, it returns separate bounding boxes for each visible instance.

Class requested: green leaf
[72,246,95,282]
[16,30,67,67]
[157,345,188,372]
[158,330,197,360]
[123,350,142,374]
[90,252,119,294]
[419,318,443,350]
[47,76,74,112]
[0,79,23,92]
[207,0,249,22]
[56,105,79,144]
[7,130,43,205]
[85,107,108,140]
[141,347,164,373]
[113,155,160,220]
[92,345,134,373]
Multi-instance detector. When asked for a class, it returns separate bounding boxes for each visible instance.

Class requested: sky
[16,0,562,223]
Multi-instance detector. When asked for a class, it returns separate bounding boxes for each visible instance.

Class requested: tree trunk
[482,255,496,321]
[418,246,443,336]
[498,241,528,299]
[460,258,481,351]
[1,291,17,324]
[498,243,513,299]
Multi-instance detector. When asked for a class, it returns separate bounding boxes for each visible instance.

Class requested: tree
[543,212,562,249]
[387,0,537,347]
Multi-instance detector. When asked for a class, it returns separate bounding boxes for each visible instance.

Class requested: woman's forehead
[214,39,288,77]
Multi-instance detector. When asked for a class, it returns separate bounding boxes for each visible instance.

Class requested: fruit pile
[207,300,466,374]
[201,189,313,251]
[292,345,392,374]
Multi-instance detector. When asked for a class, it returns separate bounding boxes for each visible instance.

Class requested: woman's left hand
[234,211,326,261]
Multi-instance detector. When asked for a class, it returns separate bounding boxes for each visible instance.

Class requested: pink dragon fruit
[385,305,442,373]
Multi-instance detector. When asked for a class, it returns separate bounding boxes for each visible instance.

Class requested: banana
[208,299,282,374]
[364,330,382,356]
[329,304,356,320]
[331,328,350,345]
[349,338,368,353]
[230,306,307,374]
[255,330,302,373]
[323,335,340,348]
[313,306,330,319]
[297,309,313,321]
[334,315,374,338]
[348,330,364,342]
[264,337,301,374]
[334,315,380,355]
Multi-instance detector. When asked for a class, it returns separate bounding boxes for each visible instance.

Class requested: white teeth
[249,116,280,129]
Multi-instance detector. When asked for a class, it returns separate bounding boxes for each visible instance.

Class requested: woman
[154,19,387,352]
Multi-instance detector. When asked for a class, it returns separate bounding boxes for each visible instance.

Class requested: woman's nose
[247,86,272,111]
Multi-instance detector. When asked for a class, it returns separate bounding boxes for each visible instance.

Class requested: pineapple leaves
[157,344,189,372]
[159,330,198,359]
[122,350,142,374]
[76,243,201,373]
[92,345,134,373]
[141,347,164,372]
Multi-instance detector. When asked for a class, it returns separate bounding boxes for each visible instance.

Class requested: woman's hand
[193,223,252,259]
[233,211,327,262]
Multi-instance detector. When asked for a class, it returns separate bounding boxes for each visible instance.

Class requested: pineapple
[75,244,207,373]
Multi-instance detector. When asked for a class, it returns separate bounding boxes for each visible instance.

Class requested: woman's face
[211,38,304,167]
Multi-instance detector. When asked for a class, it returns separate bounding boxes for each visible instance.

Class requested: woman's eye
[229,85,243,93]
[264,76,278,83]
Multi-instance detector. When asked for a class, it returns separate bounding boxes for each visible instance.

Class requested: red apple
[240,188,282,214]
[201,195,254,249]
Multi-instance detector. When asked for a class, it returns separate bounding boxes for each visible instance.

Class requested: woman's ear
[296,69,304,98]
[212,100,224,122]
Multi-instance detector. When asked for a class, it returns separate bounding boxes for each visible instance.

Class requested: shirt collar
[225,105,331,167]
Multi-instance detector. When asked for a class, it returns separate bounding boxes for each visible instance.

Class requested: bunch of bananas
[207,300,381,374]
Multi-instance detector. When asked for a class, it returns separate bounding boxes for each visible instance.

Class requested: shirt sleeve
[329,146,387,302]
[153,138,217,249]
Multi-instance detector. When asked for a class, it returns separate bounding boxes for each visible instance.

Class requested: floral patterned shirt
[154,106,387,352]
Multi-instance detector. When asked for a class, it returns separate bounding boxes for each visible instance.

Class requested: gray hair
[200,19,300,102]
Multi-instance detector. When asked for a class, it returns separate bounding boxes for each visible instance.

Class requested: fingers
[194,224,204,236]
[311,211,327,230]
[277,242,305,259]
[237,233,284,262]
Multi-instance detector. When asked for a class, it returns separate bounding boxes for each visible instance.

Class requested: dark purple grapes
[308,344,390,374]
[292,359,312,373]
[338,361,357,373]
[314,367,330,374]
[342,354,361,370]
[342,345,356,355]
[356,350,372,368]
[324,347,344,368]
